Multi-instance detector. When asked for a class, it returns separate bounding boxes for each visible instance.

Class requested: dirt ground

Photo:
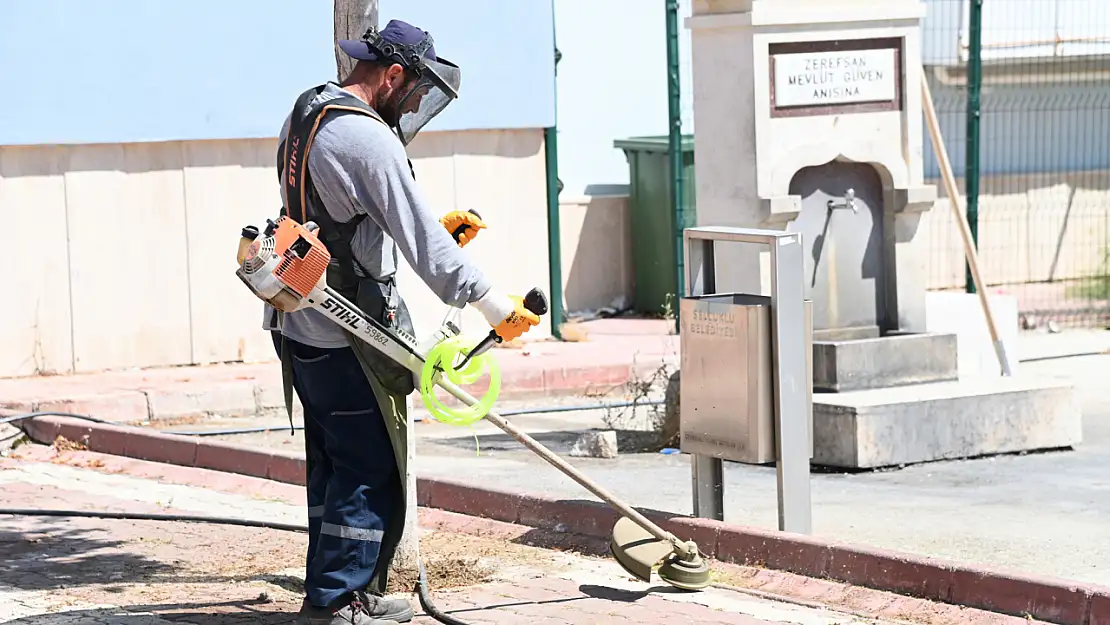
[384,530,576,595]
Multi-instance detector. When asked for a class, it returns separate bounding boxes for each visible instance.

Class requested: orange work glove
[440,210,487,247]
[493,295,542,342]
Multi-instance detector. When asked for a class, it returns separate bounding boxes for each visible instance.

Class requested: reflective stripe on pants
[275,332,400,609]
[321,522,385,543]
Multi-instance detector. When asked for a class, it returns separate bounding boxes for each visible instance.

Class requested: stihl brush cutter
[234,215,711,591]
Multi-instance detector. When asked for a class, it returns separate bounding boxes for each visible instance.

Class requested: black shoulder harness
[275,84,415,295]
[270,85,423,426]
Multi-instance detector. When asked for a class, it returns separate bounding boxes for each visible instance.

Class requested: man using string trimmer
[261,19,541,625]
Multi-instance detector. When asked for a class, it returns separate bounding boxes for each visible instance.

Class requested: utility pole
[331,0,420,574]
[334,0,378,81]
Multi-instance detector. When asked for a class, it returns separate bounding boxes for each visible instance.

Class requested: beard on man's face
[375,83,408,127]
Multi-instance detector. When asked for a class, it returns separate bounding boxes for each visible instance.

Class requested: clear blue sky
[0,0,555,146]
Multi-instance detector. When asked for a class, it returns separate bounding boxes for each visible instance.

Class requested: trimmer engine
[236,217,331,313]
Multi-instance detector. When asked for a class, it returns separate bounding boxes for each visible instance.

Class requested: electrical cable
[0,507,472,625]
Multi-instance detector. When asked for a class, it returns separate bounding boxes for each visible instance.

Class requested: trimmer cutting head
[610,517,711,591]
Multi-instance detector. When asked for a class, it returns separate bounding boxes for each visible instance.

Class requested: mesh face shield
[395,57,461,146]
[358,26,462,146]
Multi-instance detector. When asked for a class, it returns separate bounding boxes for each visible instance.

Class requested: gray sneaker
[297,592,413,625]
[358,591,414,623]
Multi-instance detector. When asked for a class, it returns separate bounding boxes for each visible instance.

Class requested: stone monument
[684,0,1081,468]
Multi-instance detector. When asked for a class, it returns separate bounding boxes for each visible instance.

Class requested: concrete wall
[0,130,555,378]
[921,169,1110,290]
[558,194,634,314]
[400,130,552,342]
[1,139,280,378]
[920,71,1110,294]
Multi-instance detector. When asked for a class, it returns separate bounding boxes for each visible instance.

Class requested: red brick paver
[413,576,776,625]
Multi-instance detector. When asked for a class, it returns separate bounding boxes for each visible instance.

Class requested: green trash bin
[613,135,696,316]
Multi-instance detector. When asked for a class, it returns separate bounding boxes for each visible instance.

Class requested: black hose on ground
[163,399,667,436]
[0,401,678,621]
[415,559,470,625]
[1,402,670,622]
[0,507,471,625]
[0,508,308,532]
[0,411,121,428]
[0,401,668,438]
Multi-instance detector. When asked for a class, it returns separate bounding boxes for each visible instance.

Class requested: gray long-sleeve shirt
[262,82,495,348]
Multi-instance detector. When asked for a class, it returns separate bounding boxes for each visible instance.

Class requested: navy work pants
[272,332,401,608]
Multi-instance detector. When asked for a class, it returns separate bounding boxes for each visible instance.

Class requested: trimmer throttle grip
[452,286,549,371]
[522,287,549,317]
[486,286,547,348]
[450,209,483,243]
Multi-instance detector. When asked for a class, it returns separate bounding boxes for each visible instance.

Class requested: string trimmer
[234,215,711,592]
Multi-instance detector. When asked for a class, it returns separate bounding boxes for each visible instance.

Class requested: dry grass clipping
[385,530,568,594]
[386,556,494,595]
[557,322,590,342]
[51,435,88,452]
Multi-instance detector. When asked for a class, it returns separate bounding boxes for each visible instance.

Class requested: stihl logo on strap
[287,136,301,189]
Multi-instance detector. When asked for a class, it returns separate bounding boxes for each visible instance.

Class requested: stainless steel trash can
[679,293,813,464]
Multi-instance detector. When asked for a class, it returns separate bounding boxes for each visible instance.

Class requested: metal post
[691,454,724,521]
[965,0,983,294]
[684,237,723,520]
[544,13,565,338]
[665,0,685,333]
[682,227,812,534]
[768,233,813,534]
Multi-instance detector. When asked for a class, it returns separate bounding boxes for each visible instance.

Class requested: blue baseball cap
[337,19,462,146]
[337,19,437,64]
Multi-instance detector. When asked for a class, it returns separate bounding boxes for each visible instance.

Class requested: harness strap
[273,85,402,432]
[284,87,394,288]
[280,330,295,432]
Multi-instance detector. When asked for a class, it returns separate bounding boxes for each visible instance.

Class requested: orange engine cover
[269,216,331,297]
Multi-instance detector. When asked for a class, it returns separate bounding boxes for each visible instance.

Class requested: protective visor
[395,56,461,145]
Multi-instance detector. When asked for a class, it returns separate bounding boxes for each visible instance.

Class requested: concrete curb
[19,415,1110,625]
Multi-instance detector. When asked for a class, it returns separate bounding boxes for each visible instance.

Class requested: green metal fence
[923,0,1110,329]
[665,0,1110,329]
